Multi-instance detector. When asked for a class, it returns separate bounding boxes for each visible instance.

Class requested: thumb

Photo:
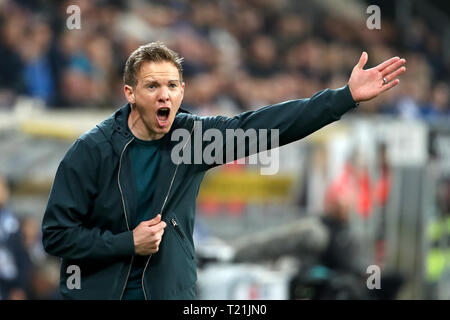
[147,214,161,226]
[356,51,368,69]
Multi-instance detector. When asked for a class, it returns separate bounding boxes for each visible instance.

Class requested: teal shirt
[124,133,162,298]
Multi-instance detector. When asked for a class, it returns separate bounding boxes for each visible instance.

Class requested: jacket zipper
[118,137,134,300]
[171,217,193,259]
[171,218,184,239]
[141,122,195,300]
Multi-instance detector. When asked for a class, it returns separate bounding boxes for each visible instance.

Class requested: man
[42,42,406,299]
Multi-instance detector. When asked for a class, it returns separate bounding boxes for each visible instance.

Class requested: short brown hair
[123,41,184,87]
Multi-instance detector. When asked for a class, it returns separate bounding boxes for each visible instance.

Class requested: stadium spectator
[0,0,447,118]
[0,176,32,300]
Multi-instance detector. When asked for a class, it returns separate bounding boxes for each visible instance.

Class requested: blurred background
[0,0,449,300]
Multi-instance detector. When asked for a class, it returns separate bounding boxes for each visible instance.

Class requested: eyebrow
[142,79,181,85]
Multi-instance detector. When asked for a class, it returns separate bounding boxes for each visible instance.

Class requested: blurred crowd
[0,176,60,300]
[0,0,449,121]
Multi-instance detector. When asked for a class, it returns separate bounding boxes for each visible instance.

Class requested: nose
[158,86,170,102]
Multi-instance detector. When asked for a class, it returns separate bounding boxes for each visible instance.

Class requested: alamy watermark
[66,5,81,30]
[170,121,280,175]
[366,265,381,290]
[366,5,381,30]
[66,265,81,290]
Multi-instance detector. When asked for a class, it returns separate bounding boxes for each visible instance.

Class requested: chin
[156,125,172,135]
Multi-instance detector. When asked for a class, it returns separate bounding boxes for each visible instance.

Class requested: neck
[127,107,163,141]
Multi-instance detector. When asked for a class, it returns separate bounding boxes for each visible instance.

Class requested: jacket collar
[97,103,193,155]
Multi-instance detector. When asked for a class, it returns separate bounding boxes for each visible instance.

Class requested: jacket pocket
[165,213,194,260]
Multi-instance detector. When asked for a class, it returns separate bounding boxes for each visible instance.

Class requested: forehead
[137,61,180,82]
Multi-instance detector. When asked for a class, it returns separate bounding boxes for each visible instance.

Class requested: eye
[148,84,156,89]
[169,83,177,88]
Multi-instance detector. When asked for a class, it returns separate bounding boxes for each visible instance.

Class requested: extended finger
[381,58,406,77]
[356,51,368,69]
[381,79,400,92]
[384,66,406,83]
[376,56,400,73]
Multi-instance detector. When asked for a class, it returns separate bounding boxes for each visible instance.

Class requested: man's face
[125,60,184,140]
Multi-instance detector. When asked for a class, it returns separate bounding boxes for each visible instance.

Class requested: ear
[124,85,136,104]
[180,82,185,100]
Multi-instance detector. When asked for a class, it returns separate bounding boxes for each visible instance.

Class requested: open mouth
[156,107,171,127]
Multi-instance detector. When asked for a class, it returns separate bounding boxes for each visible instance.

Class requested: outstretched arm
[348,52,406,102]
[197,52,406,170]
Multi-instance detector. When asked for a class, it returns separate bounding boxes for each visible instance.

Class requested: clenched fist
[133,214,167,255]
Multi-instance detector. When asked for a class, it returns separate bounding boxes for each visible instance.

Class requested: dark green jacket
[42,85,357,300]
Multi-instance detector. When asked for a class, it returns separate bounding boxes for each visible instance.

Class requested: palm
[348,52,406,102]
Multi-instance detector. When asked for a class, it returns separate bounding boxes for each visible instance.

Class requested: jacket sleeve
[199,85,358,169]
[42,138,135,261]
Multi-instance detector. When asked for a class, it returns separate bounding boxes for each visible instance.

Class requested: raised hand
[348,52,406,102]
